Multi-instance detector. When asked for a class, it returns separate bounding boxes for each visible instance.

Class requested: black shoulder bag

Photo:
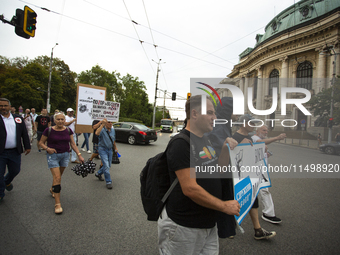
[104,128,120,164]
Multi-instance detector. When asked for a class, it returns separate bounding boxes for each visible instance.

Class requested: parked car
[170,132,179,139]
[113,122,157,145]
[319,143,340,155]
[177,124,184,132]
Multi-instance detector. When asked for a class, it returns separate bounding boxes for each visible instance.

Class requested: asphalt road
[1,132,339,255]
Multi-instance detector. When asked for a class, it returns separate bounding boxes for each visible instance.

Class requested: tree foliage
[0,55,76,112]
[118,73,153,126]
[77,65,122,102]
[33,56,77,111]
[309,79,340,125]
[0,56,158,126]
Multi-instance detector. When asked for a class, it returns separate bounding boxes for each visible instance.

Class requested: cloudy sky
[0,0,294,119]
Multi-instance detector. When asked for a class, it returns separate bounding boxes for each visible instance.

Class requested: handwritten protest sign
[92,100,120,122]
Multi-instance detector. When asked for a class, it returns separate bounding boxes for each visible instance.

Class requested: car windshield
[134,124,149,130]
[161,120,173,125]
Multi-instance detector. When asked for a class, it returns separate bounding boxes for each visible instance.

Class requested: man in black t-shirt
[232,114,276,240]
[158,95,240,254]
[35,109,51,152]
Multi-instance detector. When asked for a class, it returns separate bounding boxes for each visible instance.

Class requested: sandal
[55,203,63,214]
[49,188,55,198]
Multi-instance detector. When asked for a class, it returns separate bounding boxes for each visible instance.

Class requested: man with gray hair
[232,114,276,240]
[22,108,34,145]
[0,98,31,203]
[252,125,285,224]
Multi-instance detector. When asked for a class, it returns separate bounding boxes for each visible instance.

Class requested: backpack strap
[160,131,192,204]
[47,126,71,137]
[66,127,71,135]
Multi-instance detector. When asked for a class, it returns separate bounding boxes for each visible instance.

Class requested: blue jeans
[46,152,70,168]
[81,133,91,151]
[0,149,21,198]
[71,133,77,161]
[97,147,113,184]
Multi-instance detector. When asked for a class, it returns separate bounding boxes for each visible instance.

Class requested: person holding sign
[158,95,240,254]
[207,97,239,239]
[232,114,276,240]
[95,118,118,189]
[252,125,284,224]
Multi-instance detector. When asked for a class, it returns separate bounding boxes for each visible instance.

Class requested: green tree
[77,65,122,101]
[309,79,340,125]
[0,60,45,110]
[119,73,153,125]
[0,55,77,112]
[33,56,77,111]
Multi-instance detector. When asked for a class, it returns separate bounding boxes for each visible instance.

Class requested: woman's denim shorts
[46,152,70,168]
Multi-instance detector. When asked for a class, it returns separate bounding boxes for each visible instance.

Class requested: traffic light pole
[0,15,15,26]
[0,5,37,39]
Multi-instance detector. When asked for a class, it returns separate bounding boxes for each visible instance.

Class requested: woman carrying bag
[39,112,84,214]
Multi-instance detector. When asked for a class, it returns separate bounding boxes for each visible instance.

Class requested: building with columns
[227,0,340,133]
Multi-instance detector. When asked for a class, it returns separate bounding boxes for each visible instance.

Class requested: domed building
[227,0,340,136]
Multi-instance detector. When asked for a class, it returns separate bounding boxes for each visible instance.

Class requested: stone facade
[227,0,340,132]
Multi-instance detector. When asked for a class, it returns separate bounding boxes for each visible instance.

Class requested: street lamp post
[47,43,58,113]
[151,59,165,129]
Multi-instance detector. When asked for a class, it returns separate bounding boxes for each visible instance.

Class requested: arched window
[269,69,279,96]
[296,61,313,90]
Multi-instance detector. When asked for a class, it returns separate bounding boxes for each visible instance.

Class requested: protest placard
[76,83,106,133]
[228,142,271,224]
[91,99,120,122]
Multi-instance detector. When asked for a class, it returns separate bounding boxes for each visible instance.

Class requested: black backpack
[140,132,191,221]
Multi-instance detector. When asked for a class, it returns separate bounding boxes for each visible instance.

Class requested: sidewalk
[275,138,324,149]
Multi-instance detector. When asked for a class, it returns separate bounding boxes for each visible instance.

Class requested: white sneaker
[81,148,86,152]
[87,150,91,154]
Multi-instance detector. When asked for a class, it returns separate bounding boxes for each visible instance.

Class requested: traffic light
[14,8,30,39]
[328,117,334,128]
[187,93,191,100]
[172,92,176,101]
[23,6,37,37]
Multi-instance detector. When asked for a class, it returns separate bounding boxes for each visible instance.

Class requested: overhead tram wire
[18,0,231,70]
[82,0,273,72]
[161,25,268,75]
[142,0,160,61]
[142,0,168,91]
[18,0,137,41]
[122,0,155,76]
[82,0,233,64]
